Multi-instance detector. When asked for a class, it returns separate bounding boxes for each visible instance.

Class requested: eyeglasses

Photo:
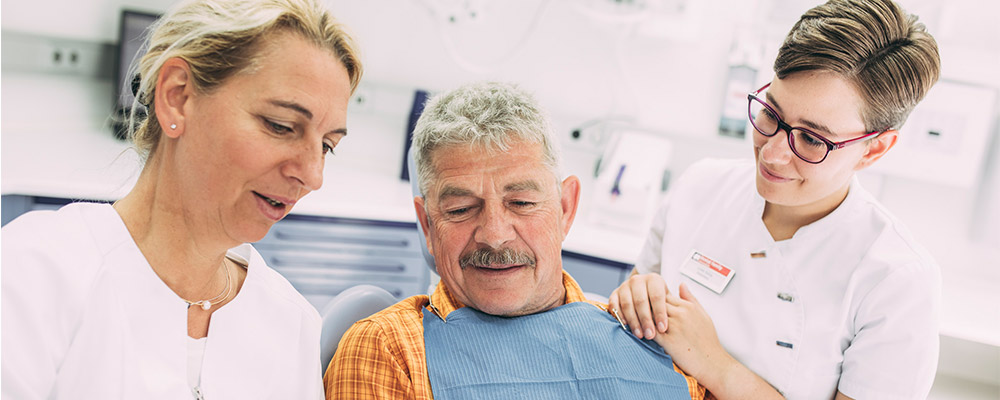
[747,83,883,164]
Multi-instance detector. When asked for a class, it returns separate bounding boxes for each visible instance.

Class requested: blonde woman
[1,0,361,398]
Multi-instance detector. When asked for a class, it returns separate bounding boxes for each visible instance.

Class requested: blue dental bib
[422,302,692,399]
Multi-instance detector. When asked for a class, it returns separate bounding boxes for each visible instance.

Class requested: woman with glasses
[609,0,941,399]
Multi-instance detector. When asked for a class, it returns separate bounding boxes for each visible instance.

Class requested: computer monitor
[112,10,160,140]
[400,89,431,181]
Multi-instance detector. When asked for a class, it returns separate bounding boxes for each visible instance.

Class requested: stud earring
[170,124,177,130]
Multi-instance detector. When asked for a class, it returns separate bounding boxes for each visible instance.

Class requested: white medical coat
[1,202,323,399]
[636,158,941,400]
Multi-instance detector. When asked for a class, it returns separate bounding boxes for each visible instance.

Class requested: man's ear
[559,175,581,237]
[153,57,194,138]
[414,196,434,257]
[855,130,898,171]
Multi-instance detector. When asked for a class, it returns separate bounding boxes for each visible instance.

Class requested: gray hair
[126,0,362,160]
[412,82,561,197]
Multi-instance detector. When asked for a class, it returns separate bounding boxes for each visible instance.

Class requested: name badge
[678,250,734,294]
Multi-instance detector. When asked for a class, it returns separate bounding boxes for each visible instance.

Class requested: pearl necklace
[183,260,232,311]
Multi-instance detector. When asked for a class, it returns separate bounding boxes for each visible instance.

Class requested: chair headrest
[407,145,438,274]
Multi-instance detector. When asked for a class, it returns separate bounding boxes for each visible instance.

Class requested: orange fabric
[324,271,705,399]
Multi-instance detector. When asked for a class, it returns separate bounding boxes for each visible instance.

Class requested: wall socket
[1,30,115,79]
[566,118,637,155]
[425,0,485,26]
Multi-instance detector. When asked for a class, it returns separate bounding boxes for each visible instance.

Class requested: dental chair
[319,147,435,371]
[408,147,440,278]
[319,284,397,370]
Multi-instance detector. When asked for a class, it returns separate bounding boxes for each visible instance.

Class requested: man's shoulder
[348,294,431,339]
[332,294,431,379]
[327,295,433,399]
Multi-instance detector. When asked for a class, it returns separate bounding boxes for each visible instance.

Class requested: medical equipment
[590,130,672,233]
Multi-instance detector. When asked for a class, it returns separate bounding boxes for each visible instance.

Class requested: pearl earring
[170,124,177,130]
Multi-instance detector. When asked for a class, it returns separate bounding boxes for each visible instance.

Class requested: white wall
[0,0,175,42]
[333,0,1000,281]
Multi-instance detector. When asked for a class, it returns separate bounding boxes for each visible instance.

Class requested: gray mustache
[460,248,536,269]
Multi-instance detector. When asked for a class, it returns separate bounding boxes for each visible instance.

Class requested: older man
[324,82,704,399]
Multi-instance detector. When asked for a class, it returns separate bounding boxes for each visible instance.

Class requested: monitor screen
[113,10,160,139]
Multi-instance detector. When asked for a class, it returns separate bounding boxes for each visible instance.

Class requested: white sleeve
[634,199,669,275]
[1,213,94,400]
[837,265,941,400]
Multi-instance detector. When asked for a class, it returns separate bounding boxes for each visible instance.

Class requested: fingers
[611,274,677,340]
[646,277,670,334]
[627,275,674,339]
[678,282,699,305]
[628,277,654,339]
[613,279,641,337]
[665,292,682,306]
[632,277,656,339]
[613,276,653,339]
[666,283,700,306]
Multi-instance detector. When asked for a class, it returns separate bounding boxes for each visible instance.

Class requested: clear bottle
[718,29,761,139]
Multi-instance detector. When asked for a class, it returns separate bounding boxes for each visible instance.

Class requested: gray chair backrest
[319,284,397,371]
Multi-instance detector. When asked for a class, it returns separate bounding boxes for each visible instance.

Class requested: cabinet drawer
[257,215,423,254]
[257,247,428,280]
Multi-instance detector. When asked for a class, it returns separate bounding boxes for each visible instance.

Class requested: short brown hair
[774,0,939,132]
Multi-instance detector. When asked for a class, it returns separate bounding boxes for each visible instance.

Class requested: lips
[759,163,792,183]
[473,264,524,271]
[471,264,527,277]
[253,191,295,221]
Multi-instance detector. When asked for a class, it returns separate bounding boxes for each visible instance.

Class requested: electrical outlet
[46,39,106,77]
[567,120,614,155]
[1,31,113,79]
[48,46,77,72]
[428,0,485,25]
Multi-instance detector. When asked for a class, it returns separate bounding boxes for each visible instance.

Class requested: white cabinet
[254,215,430,311]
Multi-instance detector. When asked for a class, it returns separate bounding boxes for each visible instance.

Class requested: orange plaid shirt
[324,272,705,399]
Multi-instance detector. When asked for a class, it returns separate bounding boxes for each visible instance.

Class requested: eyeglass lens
[748,96,830,163]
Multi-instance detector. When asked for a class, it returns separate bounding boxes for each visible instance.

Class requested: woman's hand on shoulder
[654,283,783,400]
[608,270,670,340]
[652,283,729,381]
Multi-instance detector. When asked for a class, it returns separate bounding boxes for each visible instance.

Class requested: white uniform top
[187,337,207,397]
[1,203,323,400]
[636,158,941,400]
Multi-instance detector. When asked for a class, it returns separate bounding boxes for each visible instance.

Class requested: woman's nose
[284,146,324,192]
[759,131,794,164]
